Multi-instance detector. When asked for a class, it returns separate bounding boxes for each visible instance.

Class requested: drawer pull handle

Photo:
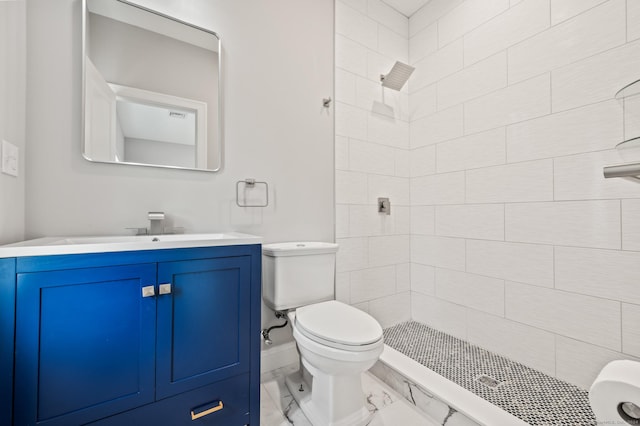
[159,283,172,295]
[191,401,223,420]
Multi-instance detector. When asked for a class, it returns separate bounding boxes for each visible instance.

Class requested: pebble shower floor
[383,321,597,426]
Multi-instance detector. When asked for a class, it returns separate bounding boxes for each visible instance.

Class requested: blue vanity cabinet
[155,257,251,400]
[0,258,16,426]
[8,244,261,426]
[14,264,158,426]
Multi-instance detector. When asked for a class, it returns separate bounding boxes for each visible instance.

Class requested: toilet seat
[294,301,383,352]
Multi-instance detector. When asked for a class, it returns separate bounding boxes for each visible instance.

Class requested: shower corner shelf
[615,78,640,100]
[603,137,640,180]
[603,81,640,181]
[615,136,640,151]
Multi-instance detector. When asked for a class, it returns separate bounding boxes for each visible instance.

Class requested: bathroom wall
[25,0,334,349]
[334,0,412,328]
[408,0,640,389]
[0,0,26,245]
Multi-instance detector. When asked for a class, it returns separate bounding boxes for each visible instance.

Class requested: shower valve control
[378,197,391,215]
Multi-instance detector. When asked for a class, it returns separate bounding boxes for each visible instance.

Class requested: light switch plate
[2,140,19,177]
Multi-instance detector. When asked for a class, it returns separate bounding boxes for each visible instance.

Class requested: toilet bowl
[262,243,384,426]
[287,302,384,426]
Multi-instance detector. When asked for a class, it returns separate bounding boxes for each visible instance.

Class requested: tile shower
[335,0,640,421]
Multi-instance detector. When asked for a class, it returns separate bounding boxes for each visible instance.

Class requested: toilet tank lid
[262,242,338,257]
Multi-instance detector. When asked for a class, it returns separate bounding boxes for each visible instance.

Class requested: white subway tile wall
[410,105,464,147]
[551,40,640,112]
[463,0,550,66]
[411,293,468,339]
[335,0,640,390]
[408,0,640,389]
[434,268,505,316]
[409,24,438,65]
[465,159,554,204]
[506,100,623,163]
[507,0,626,83]
[622,200,640,251]
[550,0,608,25]
[437,52,508,110]
[409,0,465,37]
[622,303,640,358]
[410,262,436,295]
[436,127,506,173]
[435,204,505,240]
[466,309,557,376]
[555,337,640,390]
[630,0,640,41]
[437,0,509,48]
[335,0,412,329]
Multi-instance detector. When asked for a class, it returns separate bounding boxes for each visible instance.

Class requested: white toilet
[263,242,384,426]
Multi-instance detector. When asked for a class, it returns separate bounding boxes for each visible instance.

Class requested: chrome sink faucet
[128,212,183,235]
[148,212,165,235]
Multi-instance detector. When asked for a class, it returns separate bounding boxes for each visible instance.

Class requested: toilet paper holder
[590,360,640,425]
[619,402,640,424]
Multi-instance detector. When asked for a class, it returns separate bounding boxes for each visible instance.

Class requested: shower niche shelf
[615,78,640,100]
[603,80,640,181]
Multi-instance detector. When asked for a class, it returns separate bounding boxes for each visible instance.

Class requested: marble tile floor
[260,363,440,426]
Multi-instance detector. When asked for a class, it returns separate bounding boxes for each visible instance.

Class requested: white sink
[0,232,262,258]
[61,233,244,245]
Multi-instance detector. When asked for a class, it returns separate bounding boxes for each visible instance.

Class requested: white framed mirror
[82,0,221,172]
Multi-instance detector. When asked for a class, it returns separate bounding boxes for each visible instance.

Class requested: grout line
[620,199,623,250]
[398,197,637,210]
[340,0,409,42]
[503,203,506,242]
[464,238,467,272]
[625,0,629,43]
[620,301,624,354]
[503,275,507,318]
[549,66,553,113]
[410,92,617,142]
[552,158,556,201]
[552,245,556,289]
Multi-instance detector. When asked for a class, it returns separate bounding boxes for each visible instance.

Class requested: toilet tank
[262,242,339,311]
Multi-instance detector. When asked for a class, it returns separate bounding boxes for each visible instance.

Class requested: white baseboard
[261,341,299,374]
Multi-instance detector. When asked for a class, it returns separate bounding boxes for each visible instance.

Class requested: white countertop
[0,232,262,258]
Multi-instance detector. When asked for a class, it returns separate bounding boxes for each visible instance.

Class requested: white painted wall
[0,0,26,245]
[334,0,411,328]
[25,0,334,348]
[409,0,640,390]
[25,0,334,242]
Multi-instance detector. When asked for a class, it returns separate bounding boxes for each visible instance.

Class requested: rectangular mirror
[82,0,221,172]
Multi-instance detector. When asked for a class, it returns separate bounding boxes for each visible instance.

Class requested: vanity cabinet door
[14,264,157,426]
[156,256,251,400]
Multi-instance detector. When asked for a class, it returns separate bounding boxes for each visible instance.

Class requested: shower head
[380,61,415,91]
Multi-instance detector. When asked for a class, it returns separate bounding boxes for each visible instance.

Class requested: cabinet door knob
[191,401,223,420]
[159,283,172,295]
[141,285,156,298]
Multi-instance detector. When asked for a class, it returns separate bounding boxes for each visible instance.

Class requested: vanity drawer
[86,373,252,426]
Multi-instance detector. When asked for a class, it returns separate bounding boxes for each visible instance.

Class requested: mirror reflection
[83,0,221,171]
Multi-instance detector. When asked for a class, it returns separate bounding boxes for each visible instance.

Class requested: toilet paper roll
[590,360,640,425]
